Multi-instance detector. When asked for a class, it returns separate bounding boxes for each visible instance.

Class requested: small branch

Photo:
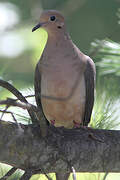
[0,167,17,180]
[44,174,53,180]
[72,167,76,180]
[24,95,35,99]
[0,98,47,136]
[0,109,23,131]
[0,80,28,104]
[0,80,37,124]
[20,170,33,180]
[0,106,9,121]
[0,109,17,123]
[0,98,38,112]
[103,172,109,180]
[14,94,35,101]
[40,168,52,180]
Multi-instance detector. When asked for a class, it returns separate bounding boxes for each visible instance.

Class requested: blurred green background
[0,0,120,88]
[0,0,120,179]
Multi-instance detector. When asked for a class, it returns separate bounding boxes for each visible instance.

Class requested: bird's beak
[32,23,42,32]
[32,22,46,32]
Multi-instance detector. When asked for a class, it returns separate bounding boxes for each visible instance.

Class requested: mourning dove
[32,10,95,131]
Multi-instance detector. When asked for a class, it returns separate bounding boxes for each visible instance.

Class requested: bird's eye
[50,16,56,21]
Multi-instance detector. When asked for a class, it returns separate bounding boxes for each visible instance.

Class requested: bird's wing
[34,61,48,136]
[34,63,42,108]
[83,58,96,126]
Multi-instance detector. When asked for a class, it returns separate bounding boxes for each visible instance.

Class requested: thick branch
[0,120,120,173]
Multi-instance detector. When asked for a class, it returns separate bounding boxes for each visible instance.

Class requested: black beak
[32,23,42,32]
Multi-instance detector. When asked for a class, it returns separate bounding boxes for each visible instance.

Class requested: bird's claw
[50,119,55,125]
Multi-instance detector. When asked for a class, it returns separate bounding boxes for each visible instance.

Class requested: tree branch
[72,167,77,180]
[0,120,120,173]
[0,97,48,136]
[20,170,33,180]
[0,80,37,124]
[0,167,17,180]
[0,98,38,112]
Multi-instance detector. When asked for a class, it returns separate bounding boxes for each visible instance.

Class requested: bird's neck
[46,31,70,48]
[41,31,75,68]
[42,33,72,65]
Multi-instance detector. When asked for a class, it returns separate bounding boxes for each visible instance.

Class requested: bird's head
[32,10,66,36]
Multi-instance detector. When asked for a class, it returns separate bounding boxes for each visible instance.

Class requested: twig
[103,172,109,180]
[24,94,35,98]
[0,109,20,126]
[40,169,52,180]
[44,174,52,180]
[14,94,35,101]
[0,80,28,103]
[0,106,9,121]
[0,98,38,113]
[0,167,17,180]
[0,109,25,144]
[72,167,77,180]
[0,80,37,124]
[34,167,53,180]
[20,170,33,180]
[0,98,48,137]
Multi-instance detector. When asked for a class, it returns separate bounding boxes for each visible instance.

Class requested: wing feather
[34,64,42,108]
[83,58,96,126]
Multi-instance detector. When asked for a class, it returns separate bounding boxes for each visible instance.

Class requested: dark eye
[50,16,56,21]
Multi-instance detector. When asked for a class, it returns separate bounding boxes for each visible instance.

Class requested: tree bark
[56,173,70,180]
[0,120,120,173]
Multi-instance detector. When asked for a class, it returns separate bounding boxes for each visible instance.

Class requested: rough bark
[56,173,70,180]
[0,120,120,173]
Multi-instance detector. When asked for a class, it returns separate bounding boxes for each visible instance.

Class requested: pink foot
[73,120,81,128]
[50,120,55,125]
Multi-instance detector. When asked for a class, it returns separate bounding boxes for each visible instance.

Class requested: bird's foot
[50,119,55,125]
[73,120,81,128]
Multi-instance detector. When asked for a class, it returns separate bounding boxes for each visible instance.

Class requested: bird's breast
[40,63,86,128]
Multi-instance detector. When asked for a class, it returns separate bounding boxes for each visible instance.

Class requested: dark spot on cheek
[57,26,62,29]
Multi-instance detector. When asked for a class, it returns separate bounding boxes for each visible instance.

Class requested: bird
[32,10,96,180]
[32,10,95,132]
